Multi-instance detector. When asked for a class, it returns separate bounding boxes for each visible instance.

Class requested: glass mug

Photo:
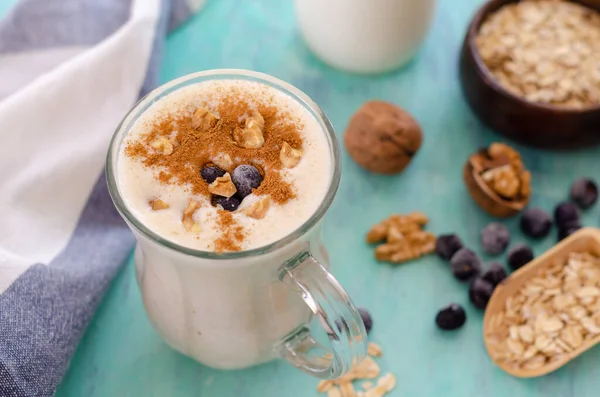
[106,70,367,379]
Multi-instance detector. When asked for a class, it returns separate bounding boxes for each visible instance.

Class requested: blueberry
[231,165,263,199]
[520,208,552,238]
[480,223,510,255]
[558,224,582,241]
[435,234,464,261]
[200,165,226,184]
[570,178,598,209]
[481,262,507,287]
[358,308,373,334]
[334,318,347,335]
[469,277,495,309]
[450,248,482,281]
[211,195,241,212]
[507,244,534,270]
[554,202,580,229]
[435,304,466,330]
[335,309,372,335]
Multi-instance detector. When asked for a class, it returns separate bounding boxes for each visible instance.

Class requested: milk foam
[117,80,332,251]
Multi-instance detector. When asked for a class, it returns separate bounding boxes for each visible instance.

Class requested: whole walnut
[344,101,423,174]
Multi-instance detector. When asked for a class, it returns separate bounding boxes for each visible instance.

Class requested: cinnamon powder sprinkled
[125,89,303,252]
[214,211,245,252]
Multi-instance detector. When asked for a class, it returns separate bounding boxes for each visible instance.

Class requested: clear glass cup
[106,70,367,379]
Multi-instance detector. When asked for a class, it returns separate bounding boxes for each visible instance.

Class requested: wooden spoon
[483,227,600,378]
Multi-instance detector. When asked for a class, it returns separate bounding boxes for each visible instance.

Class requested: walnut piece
[208,173,236,198]
[150,136,174,155]
[465,142,531,217]
[212,153,233,171]
[477,142,531,202]
[366,212,428,244]
[488,143,520,168]
[344,101,423,175]
[233,112,265,149]
[169,136,180,148]
[375,231,437,263]
[317,341,395,397]
[149,198,169,210]
[280,142,303,168]
[366,212,435,264]
[191,107,218,131]
[520,171,532,198]
[481,164,520,199]
[182,200,201,232]
[243,196,271,219]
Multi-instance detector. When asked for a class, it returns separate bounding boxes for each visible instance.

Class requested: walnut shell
[344,101,423,174]
[464,148,529,218]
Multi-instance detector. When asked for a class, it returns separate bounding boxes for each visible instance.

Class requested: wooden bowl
[459,0,600,149]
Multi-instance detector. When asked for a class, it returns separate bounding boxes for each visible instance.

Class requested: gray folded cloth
[0,0,201,395]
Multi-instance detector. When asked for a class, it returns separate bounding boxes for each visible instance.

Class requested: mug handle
[277,251,368,379]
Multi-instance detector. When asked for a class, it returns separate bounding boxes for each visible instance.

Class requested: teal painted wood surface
[0,0,16,18]
[54,0,600,396]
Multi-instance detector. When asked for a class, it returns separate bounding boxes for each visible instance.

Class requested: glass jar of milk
[295,0,436,74]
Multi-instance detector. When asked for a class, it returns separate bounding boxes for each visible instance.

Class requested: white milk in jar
[295,0,436,73]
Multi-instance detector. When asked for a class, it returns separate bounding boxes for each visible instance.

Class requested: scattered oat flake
[318,380,334,393]
[364,374,396,397]
[367,342,383,357]
[327,386,342,397]
[340,381,358,397]
[317,342,396,396]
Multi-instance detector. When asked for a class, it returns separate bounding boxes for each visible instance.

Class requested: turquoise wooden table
[53,0,600,396]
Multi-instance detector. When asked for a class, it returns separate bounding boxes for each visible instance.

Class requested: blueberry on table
[558,224,582,241]
[507,244,534,270]
[435,234,464,261]
[200,165,226,184]
[231,165,263,199]
[570,178,598,209]
[435,304,466,330]
[336,308,372,335]
[358,308,373,334]
[520,208,552,238]
[469,277,495,309]
[480,223,510,255]
[450,248,482,281]
[211,195,241,212]
[554,202,580,229]
[481,262,507,287]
